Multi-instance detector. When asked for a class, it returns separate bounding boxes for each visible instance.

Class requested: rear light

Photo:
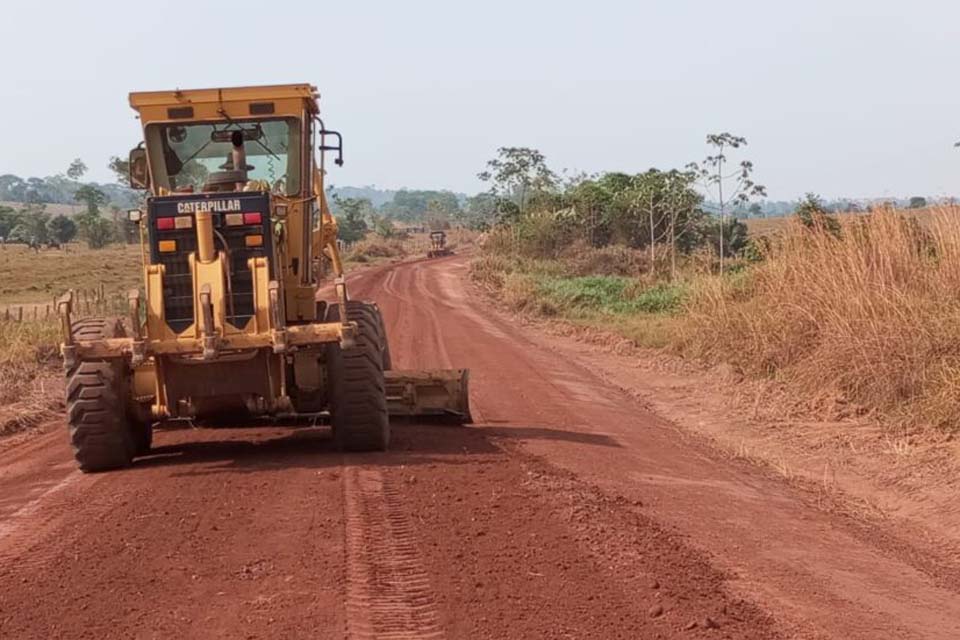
[245,234,264,247]
[174,215,193,229]
[156,217,175,230]
[158,240,177,253]
[226,212,263,226]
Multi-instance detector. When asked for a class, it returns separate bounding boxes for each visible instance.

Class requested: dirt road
[1,255,958,639]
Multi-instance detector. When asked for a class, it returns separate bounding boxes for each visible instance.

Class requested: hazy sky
[1,0,958,200]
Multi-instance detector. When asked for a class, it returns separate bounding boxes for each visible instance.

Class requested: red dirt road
[1,255,959,639]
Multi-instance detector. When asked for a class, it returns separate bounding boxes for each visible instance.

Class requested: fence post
[17,307,23,322]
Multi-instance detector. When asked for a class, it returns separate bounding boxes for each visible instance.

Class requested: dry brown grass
[0,319,62,433]
[683,206,960,431]
[0,243,142,306]
[0,242,141,431]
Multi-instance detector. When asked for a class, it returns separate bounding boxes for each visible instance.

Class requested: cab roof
[129,84,320,122]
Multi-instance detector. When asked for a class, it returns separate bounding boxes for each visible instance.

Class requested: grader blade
[385,369,472,423]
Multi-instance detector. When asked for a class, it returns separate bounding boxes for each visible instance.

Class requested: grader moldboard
[58,84,471,472]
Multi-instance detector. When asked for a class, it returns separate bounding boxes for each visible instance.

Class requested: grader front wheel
[65,318,135,472]
[326,302,390,452]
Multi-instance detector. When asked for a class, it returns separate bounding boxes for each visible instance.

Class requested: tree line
[471,135,768,275]
[0,158,136,250]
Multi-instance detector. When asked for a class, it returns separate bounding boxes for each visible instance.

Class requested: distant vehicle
[427,230,454,258]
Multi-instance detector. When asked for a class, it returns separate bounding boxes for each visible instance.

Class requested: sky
[1,0,958,201]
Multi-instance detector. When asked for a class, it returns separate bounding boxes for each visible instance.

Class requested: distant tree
[74,184,108,215]
[66,158,87,182]
[748,203,763,218]
[690,133,766,273]
[795,193,841,237]
[478,147,557,215]
[332,195,371,243]
[909,196,928,209]
[379,190,461,222]
[703,217,749,258]
[76,212,114,249]
[47,214,77,246]
[463,193,520,229]
[10,206,51,249]
[109,156,131,187]
[0,206,20,240]
[371,215,397,238]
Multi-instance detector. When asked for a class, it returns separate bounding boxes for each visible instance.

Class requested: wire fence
[0,284,127,324]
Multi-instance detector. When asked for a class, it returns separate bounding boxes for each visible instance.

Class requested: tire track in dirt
[342,463,443,640]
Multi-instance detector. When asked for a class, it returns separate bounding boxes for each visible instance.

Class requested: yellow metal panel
[129,84,318,110]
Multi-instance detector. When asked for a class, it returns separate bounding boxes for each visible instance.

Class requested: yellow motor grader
[58,84,470,472]
[426,230,454,258]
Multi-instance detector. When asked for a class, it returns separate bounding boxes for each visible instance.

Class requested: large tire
[66,318,134,472]
[346,302,392,371]
[325,301,390,452]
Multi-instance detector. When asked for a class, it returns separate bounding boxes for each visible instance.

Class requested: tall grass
[683,206,960,430]
[0,319,61,431]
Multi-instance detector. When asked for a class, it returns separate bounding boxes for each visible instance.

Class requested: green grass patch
[536,276,686,315]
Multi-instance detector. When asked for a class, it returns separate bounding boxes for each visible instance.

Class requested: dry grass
[682,206,960,431]
[0,319,62,433]
[0,243,142,306]
[0,242,141,430]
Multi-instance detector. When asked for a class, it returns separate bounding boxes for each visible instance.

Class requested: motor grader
[426,230,453,258]
[58,84,470,472]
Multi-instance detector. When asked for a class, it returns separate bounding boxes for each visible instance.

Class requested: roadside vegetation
[471,143,960,436]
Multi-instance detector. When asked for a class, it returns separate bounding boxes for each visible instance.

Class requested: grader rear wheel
[66,318,135,472]
[325,301,390,452]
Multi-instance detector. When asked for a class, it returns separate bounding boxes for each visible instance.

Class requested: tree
[47,214,77,246]
[66,158,87,182]
[10,206,51,248]
[690,133,766,274]
[909,196,928,209]
[109,156,131,187]
[76,212,114,249]
[0,206,20,240]
[703,217,749,259]
[332,195,371,243]
[795,193,841,237]
[74,184,108,215]
[371,215,397,238]
[478,147,556,215]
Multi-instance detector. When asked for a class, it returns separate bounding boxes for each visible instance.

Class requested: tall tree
[478,147,556,215]
[74,185,108,215]
[108,156,131,187]
[66,158,88,181]
[690,133,766,273]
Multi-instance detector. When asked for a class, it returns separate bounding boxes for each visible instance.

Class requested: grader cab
[58,84,470,472]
